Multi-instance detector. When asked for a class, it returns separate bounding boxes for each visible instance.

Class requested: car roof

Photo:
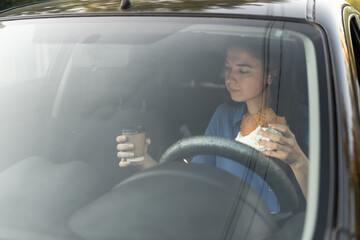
[0,0,312,20]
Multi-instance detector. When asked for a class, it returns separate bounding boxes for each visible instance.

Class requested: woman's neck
[246,90,270,114]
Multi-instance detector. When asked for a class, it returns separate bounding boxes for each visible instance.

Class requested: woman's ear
[267,71,278,85]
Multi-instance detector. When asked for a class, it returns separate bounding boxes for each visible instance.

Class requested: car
[0,0,359,239]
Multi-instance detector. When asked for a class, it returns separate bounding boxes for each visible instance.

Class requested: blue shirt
[192,102,309,214]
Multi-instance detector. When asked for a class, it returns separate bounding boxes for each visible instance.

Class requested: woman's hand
[258,124,305,164]
[116,135,157,170]
[258,123,309,198]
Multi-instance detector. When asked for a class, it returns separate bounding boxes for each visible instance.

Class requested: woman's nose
[226,69,237,83]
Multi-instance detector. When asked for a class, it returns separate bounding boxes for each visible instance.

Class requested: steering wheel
[159,135,305,213]
[69,136,305,239]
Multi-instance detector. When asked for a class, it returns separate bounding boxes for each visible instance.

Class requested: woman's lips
[228,88,240,94]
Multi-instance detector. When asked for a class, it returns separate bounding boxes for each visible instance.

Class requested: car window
[0,17,326,239]
[350,16,360,106]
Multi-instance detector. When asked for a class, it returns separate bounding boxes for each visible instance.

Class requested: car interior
[0,19,310,239]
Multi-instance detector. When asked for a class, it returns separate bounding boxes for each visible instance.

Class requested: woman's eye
[239,69,250,74]
[224,66,249,75]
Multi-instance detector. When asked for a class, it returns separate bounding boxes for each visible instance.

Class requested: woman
[116,38,309,214]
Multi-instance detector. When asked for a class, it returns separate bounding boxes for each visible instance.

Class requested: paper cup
[121,126,146,162]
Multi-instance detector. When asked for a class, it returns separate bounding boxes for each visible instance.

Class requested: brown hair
[224,37,281,109]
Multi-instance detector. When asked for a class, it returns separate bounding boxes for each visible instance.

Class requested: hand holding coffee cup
[116,126,157,169]
[120,126,146,162]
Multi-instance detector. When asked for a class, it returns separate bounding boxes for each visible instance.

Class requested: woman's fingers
[259,129,288,145]
[262,150,288,161]
[116,135,127,143]
[116,136,151,148]
[268,123,293,138]
[117,135,151,143]
[258,139,288,152]
[258,124,293,160]
[117,143,135,157]
[117,150,135,158]
[116,136,152,168]
[119,158,131,167]
[258,126,289,151]
[260,124,304,165]
[117,143,134,151]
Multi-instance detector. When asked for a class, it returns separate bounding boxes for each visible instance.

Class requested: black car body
[0,0,359,239]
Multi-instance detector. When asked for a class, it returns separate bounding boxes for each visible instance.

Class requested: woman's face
[224,47,268,102]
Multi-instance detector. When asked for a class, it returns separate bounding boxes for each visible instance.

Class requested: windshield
[0,16,325,239]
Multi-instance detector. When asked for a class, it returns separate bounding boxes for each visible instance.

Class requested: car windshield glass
[0,16,324,239]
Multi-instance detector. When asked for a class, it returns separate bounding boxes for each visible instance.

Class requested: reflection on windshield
[0,0,286,16]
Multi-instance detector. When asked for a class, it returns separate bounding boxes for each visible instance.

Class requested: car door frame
[342,4,360,239]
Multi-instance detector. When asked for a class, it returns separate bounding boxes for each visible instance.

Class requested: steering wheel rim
[159,135,305,213]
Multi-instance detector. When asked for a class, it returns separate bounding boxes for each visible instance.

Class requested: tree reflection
[346,0,360,12]
[0,0,43,11]
[1,0,284,14]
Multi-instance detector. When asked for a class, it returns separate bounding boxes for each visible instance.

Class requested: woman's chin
[230,96,245,103]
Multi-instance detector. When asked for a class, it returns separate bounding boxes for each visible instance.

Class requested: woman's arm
[258,123,309,199]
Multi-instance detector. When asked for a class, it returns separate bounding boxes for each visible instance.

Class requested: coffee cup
[121,125,146,162]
